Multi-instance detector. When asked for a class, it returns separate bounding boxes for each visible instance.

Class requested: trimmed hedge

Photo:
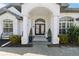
[29,28,33,43]
[47,29,52,37]
[9,35,21,44]
[47,29,52,42]
[59,34,69,44]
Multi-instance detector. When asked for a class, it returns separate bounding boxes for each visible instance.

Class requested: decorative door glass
[41,25,44,34]
[36,25,39,34]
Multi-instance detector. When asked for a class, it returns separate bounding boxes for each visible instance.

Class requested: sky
[69,3,79,8]
[0,3,79,8]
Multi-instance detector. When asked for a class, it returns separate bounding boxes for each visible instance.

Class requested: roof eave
[61,8,79,13]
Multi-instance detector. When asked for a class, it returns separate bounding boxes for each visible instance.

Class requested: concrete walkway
[0,45,79,56]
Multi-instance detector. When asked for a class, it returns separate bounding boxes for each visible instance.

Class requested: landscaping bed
[0,39,9,46]
[59,43,79,47]
[4,35,33,47]
[58,26,79,47]
[5,43,33,47]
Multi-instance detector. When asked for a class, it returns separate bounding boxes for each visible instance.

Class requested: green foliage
[59,34,69,44]
[9,35,21,44]
[67,26,79,43]
[29,28,33,36]
[47,29,52,37]
[77,36,79,45]
[47,29,52,42]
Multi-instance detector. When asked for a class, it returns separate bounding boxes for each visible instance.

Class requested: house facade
[0,3,79,45]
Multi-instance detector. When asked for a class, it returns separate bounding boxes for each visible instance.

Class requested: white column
[0,22,3,35]
[45,20,48,38]
[21,16,29,44]
[51,15,59,44]
[74,18,77,26]
[13,19,18,35]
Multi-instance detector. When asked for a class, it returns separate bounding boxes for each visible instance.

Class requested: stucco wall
[0,12,19,36]
[60,13,79,18]
[18,20,23,35]
[22,3,60,16]
[21,3,60,44]
[22,3,60,36]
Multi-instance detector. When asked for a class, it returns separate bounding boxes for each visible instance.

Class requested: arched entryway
[29,7,52,37]
[29,7,52,42]
[35,18,45,35]
[22,4,60,44]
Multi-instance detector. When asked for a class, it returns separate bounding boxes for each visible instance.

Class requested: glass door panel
[41,25,45,34]
[36,25,39,34]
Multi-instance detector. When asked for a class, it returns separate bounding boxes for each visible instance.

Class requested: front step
[1,35,9,39]
[1,33,13,40]
[33,41,50,45]
[33,36,47,41]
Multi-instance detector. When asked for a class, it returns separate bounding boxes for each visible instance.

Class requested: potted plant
[47,29,52,42]
[29,28,33,43]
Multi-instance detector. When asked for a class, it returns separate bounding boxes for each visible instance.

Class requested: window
[35,18,45,24]
[76,18,79,21]
[3,19,13,33]
[59,16,74,34]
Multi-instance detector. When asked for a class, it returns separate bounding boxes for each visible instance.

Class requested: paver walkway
[0,37,79,56]
[0,45,79,56]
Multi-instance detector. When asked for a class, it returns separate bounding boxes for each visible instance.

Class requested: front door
[35,24,45,35]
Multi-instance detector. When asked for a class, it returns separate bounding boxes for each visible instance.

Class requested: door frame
[35,24,45,35]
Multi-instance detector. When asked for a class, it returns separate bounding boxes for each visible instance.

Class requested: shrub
[29,28,33,43]
[9,35,21,44]
[47,29,52,42]
[47,29,52,37]
[67,26,79,44]
[77,36,79,45]
[59,34,68,44]
[29,28,33,36]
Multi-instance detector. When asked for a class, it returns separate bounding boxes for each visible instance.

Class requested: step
[33,36,47,41]
[33,41,50,45]
[2,37,9,39]
[1,36,9,39]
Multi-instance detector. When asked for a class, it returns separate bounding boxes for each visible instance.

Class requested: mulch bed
[47,43,79,47]
[1,40,79,47]
[0,39,9,46]
[5,43,33,47]
[59,43,79,47]
[4,43,79,47]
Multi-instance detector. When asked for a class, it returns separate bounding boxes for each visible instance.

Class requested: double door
[35,24,45,35]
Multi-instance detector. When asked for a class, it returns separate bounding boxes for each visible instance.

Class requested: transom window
[59,16,74,34]
[35,18,45,35]
[3,19,13,33]
[35,18,45,24]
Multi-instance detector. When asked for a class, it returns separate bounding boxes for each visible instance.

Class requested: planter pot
[29,36,33,43]
[47,37,51,42]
